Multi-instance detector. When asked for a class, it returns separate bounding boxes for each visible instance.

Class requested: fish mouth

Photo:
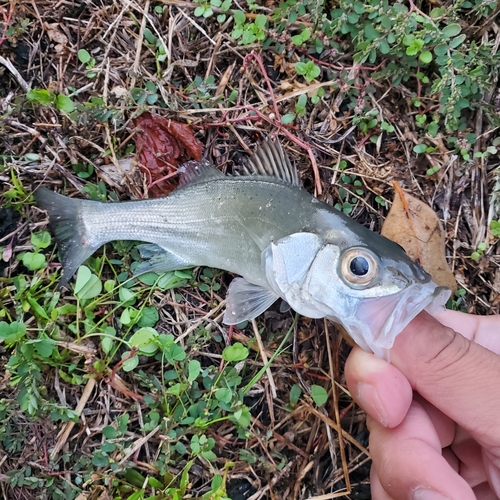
[337,282,451,360]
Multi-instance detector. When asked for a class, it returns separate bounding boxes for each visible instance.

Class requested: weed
[77,49,99,78]
[471,241,487,261]
[490,220,500,237]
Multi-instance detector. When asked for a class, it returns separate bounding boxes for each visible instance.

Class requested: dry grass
[0,0,499,499]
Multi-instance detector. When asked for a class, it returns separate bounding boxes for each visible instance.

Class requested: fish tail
[34,187,102,286]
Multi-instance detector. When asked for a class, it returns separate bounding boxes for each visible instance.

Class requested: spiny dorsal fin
[244,139,300,187]
[178,160,225,188]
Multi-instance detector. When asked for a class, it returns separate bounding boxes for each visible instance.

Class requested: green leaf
[281,113,295,124]
[419,51,432,64]
[31,231,51,249]
[442,23,461,38]
[20,252,46,271]
[175,441,187,455]
[103,425,118,439]
[121,352,139,372]
[289,384,302,405]
[27,295,50,319]
[232,27,243,39]
[129,327,158,355]
[32,338,56,357]
[300,28,311,42]
[307,64,320,81]
[92,451,109,467]
[233,10,245,24]
[295,61,307,75]
[402,34,414,46]
[215,387,232,403]
[311,385,328,406]
[119,286,136,306]
[27,89,56,106]
[347,12,359,23]
[353,1,365,14]
[78,49,91,64]
[379,38,390,54]
[56,94,75,113]
[254,14,267,28]
[232,407,251,427]
[74,266,102,300]
[222,342,249,362]
[148,477,164,489]
[449,34,466,49]
[434,43,448,56]
[0,321,26,344]
[167,382,185,395]
[188,359,201,382]
[194,6,205,16]
[364,23,379,41]
[429,7,446,18]
[297,93,307,108]
[101,336,114,354]
[138,306,159,327]
[413,144,428,154]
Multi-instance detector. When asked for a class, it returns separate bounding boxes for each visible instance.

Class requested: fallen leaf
[134,113,203,197]
[381,182,457,292]
[44,23,69,45]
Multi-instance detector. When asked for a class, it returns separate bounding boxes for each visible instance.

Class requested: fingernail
[357,382,388,427]
[412,488,449,500]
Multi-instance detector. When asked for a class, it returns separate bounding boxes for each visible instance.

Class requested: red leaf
[134,112,203,197]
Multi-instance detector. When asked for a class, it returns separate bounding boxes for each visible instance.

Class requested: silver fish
[34,139,450,358]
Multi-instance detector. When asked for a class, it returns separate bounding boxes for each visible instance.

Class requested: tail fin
[34,187,99,287]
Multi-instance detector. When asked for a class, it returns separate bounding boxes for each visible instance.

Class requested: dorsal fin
[177,160,225,188]
[243,139,300,187]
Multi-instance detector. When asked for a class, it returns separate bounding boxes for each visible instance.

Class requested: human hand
[344,310,500,499]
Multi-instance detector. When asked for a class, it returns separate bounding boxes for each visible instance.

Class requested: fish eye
[341,248,379,286]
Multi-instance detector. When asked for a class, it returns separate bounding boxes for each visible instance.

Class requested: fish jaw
[338,282,451,359]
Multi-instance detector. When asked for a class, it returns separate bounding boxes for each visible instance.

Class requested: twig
[251,319,277,398]
[50,377,97,459]
[0,55,31,91]
[324,319,351,494]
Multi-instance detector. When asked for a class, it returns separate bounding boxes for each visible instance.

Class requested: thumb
[390,311,500,450]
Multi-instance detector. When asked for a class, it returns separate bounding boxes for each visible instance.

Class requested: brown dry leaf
[134,112,203,198]
[44,22,69,45]
[381,182,457,292]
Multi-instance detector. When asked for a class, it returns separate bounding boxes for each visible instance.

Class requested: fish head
[264,233,450,360]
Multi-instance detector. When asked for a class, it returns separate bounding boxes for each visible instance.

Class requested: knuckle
[427,325,471,366]
[419,325,473,379]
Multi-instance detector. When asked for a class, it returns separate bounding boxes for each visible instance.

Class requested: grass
[0,0,499,498]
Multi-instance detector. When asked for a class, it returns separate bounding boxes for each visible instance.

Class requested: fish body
[35,140,450,358]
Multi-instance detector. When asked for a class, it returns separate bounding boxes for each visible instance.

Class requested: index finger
[434,309,500,354]
[390,312,500,449]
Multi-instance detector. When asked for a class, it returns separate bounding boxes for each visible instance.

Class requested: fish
[34,139,450,359]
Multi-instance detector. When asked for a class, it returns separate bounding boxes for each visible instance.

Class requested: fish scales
[81,179,310,281]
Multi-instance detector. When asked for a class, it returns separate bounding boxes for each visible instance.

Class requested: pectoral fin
[223,278,279,325]
[134,244,193,276]
[279,300,291,313]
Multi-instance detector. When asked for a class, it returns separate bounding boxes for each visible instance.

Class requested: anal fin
[223,278,279,325]
[134,244,193,276]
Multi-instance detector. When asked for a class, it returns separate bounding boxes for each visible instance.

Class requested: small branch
[0,55,31,91]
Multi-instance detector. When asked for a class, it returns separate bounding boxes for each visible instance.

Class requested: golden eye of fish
[341,248,379,286]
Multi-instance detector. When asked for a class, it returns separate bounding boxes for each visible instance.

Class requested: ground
[0,1,499,499]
